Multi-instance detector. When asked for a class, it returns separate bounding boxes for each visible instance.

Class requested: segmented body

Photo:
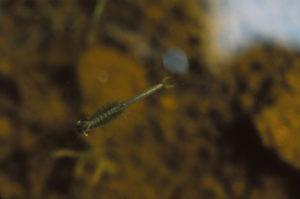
[88,102,126,128]
[77,102,126,136]
[77,77,174,136]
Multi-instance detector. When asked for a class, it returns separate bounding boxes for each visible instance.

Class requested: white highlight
[214,0,300,56]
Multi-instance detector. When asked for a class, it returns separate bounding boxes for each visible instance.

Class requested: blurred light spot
[0,116,11,136]
[162,48,189,74]
[161,96,177,111]
[97,71,109,83]
[214,0,300,56]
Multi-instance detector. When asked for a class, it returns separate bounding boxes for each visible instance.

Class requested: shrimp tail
[162,76,175,88]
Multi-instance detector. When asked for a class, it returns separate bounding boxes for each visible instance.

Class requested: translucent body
[77,77,174,136]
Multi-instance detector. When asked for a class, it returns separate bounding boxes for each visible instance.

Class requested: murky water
[0,1,299,199]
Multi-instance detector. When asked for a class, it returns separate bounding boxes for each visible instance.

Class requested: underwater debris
[77,77,175,136]
[86,0,108,46]
[162,48,189,74]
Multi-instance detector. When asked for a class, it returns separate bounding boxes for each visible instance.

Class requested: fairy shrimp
[77,77,175,136]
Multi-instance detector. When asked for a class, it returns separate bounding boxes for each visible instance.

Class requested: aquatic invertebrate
[77,77,175,136]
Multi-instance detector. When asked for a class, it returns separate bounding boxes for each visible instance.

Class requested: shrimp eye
[76,120,89,136]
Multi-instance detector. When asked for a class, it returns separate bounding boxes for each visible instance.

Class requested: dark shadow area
[218,99,300,199]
